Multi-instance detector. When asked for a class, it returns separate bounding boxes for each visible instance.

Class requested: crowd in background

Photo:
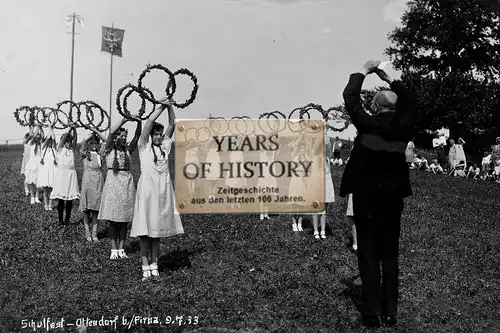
[404,132,500,182]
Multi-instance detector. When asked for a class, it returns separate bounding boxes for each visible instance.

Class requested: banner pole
[108,23,114,138]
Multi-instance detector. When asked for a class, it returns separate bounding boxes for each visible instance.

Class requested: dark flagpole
[108,23,115,138]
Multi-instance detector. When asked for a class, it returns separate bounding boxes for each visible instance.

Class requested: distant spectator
[410,154,419,169]
[452,160,466,177]
[405,139,415,167]
[433,132,447,168]
[455,138,466,167]
[494,160,500,182]
[491,138,500,181]
[331,136,344,166]
[429,159,443,174]
[481,151,491,179]
[416,155,428,170]
[466,164,480,179]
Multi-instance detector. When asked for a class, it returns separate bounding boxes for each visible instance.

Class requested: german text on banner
[101,26,125,57]
[175,119,326,214]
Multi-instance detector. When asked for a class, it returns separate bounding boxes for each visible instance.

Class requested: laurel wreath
[167,68,199,109]
[116,84,156,120]
[14,106,33,127]
[137,64,199,109]
[297,103,351,132]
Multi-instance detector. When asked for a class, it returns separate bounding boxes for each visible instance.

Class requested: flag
[101,26,125,57]
[65,15,72,28]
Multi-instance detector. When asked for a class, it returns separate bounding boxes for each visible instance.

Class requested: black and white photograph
[1,0,500,332]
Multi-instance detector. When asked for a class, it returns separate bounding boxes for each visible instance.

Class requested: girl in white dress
[37,125,57,211]
[24,126,44,205]
[346,193,357,252]
[225,135,247,208]
[130,99,183,281]
[288,132,311,232]
[312,133,335,239]
[21,129,32,196]
[79,129,106,242]
[184,139,200,196]
[204,140,221,199]
[50,126,80,225]
[257,149,278,220]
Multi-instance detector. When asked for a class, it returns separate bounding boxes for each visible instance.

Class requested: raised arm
[164,102,176,139]
[128,119,142,153]
[72,127,78,152]
[58,127,72,151]
[105,118,128,151]
[48,126,57,150]
[138,99,172,149]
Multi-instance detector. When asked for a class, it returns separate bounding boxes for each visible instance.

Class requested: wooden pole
[70,13,76,102]
[108,23,114,138]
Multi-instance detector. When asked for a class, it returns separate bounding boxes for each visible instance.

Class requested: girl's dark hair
[151,122,164,135]
[65,134,74,144]
[112,128,129,174]
[151,122,166,164]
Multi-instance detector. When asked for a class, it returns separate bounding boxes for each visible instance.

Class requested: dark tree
[381,0,500,155]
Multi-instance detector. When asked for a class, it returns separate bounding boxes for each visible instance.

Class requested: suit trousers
[353,192,404,317]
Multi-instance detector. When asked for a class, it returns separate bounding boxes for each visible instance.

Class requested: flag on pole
[65,15,72,28]
[101,26,125,57]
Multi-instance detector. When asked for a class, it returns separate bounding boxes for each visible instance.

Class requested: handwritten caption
[20,315,199,331]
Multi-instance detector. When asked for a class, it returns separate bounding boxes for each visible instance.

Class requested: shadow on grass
[340,275,364,315]
[159,249,196,272]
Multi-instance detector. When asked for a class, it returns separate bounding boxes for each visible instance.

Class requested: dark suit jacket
[339,73,419,198]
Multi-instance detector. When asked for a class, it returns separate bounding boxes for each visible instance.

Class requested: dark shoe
[362,315,380,328]
[381,314,397,326]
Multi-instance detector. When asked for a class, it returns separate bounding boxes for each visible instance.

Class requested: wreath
[83,101,109,132]
[56,100,79,128]
[324,106,350,132]
[137,64,198,109]
[167,68,199,109]
[14,106,32,127]
[116,84,155,120]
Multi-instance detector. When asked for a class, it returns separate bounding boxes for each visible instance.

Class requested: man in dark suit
[339,61,419,328]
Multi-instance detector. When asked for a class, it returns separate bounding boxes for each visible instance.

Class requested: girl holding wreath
[79,129,106,243]
[98,116,142,260]
[288,131,311,232]
[311,129,335,240]
[24,126,44,205]
[130,98,183,281]
[21,127,33,197]
[36,122,58,211]
[50,124,80,225]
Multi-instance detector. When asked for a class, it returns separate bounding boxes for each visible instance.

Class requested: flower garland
[116,84,155,120]
[14,106,32,127]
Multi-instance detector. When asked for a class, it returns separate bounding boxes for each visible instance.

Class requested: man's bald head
[371,90,398,114]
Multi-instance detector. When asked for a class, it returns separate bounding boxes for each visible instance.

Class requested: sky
[0,0,408,144]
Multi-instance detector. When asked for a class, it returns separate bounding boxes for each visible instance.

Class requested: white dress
[287,153,310,207]
[205,146,220,180]
[36,146,57,188]
[323,157,335,203]
[24,144,41,186]
[21,143,30,175]
[184,145,199,177]
[225,150,247,187]
[257,150,278,189]
[130,139,184,238]
[346,194,354,216]
[50,148,80,201]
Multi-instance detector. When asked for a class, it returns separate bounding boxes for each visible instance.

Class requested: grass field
[1,145,499,333]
